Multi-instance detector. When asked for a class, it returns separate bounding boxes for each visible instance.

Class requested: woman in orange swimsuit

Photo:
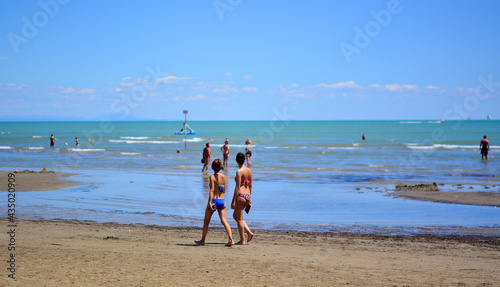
[231,152,254,245]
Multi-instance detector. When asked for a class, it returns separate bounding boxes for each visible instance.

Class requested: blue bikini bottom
[212,198,225,209]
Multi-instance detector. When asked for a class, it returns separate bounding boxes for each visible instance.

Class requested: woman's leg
[195,205,213,245]
[232,197,247,244]
[218,207,233,246]
[243,220,253,242]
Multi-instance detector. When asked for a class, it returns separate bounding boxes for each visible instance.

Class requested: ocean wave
[0,146,13,149]
[1,132,11,134]
[109,140,179,144]
[407,144,499,150]
[69,148,105,152]
[120,136,150,140]
[32,135,43,138]
[120,152,140,155]
[400,121,422,124]
[185,137,203,142]
[327,147,358,150]
[28,147,44,150]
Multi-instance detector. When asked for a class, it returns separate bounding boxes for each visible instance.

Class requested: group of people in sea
[202,139,252,172]
[195,153,253,246]
[49,134,78,147]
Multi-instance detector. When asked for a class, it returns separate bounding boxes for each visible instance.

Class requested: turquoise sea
[1,120,499,234]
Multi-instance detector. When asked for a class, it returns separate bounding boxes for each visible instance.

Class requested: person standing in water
[75,137,79,146]
[195,159,234,247]
[231,152,253,245]
[202,143,211,172]
[245,139,252,168]
[221,139,230,170]
[362,133,366,140]
[480,135,490,160]
[50,134,55,147]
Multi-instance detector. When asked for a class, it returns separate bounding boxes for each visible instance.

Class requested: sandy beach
[0,219,498,286]
[1,172,499,286]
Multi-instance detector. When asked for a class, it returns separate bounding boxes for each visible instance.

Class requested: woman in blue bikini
[195,159,234,246]
[231,152,254,245]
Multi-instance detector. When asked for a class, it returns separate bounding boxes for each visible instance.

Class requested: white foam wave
[407,144,497,150]
[120,152,140,155]
[1,132,11,134]
[28,147,44,150]
[400,121,422,124]
[109,140,179,144]
[70,148,105,152]
[0,146,13,149]
[352,143,360,146]
[185,137,203,142]
[32,136,43,138]
[327,147,358,150]
[120,136,150,140]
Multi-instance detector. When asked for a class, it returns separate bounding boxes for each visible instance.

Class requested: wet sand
[394,190,500,207]
[0,170,78,192]
[1,219,499,286]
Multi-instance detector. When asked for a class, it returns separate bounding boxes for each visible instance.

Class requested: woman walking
[231,152,254,245]
[195,159,234,246]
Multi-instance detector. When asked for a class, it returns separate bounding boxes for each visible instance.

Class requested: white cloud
[368,83,380,88]
[0,56,8,60]
[402,85,417,90]
[62,87,76,93]
[185,95,206,101]
[242,87,258,92]
[288,83,299,88]
[224,72,233,76]
[61,87,95,94]
[317,81,360,89]
[244,75,251,79]
[213,87,238,93]
[78,88,96,94]
[384,84,402,92]
[426,85,439,90]
[155,76,191,84]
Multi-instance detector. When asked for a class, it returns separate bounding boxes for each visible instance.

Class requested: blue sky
[1,0,499,120]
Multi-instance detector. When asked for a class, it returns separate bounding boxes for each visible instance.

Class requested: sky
[1,0,499,121]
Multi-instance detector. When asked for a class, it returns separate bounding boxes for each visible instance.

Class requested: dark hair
[484,135,487,139]
[212,159,223,172]
[236,152,245,165]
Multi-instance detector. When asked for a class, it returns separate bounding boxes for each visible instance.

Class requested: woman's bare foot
[194,240,205,246]
[247,232,253,242]
[235,241,246,245]
[225,240,234,247]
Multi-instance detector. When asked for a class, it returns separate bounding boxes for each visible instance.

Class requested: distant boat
[467,116,471,121]
[487,114,491,121]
